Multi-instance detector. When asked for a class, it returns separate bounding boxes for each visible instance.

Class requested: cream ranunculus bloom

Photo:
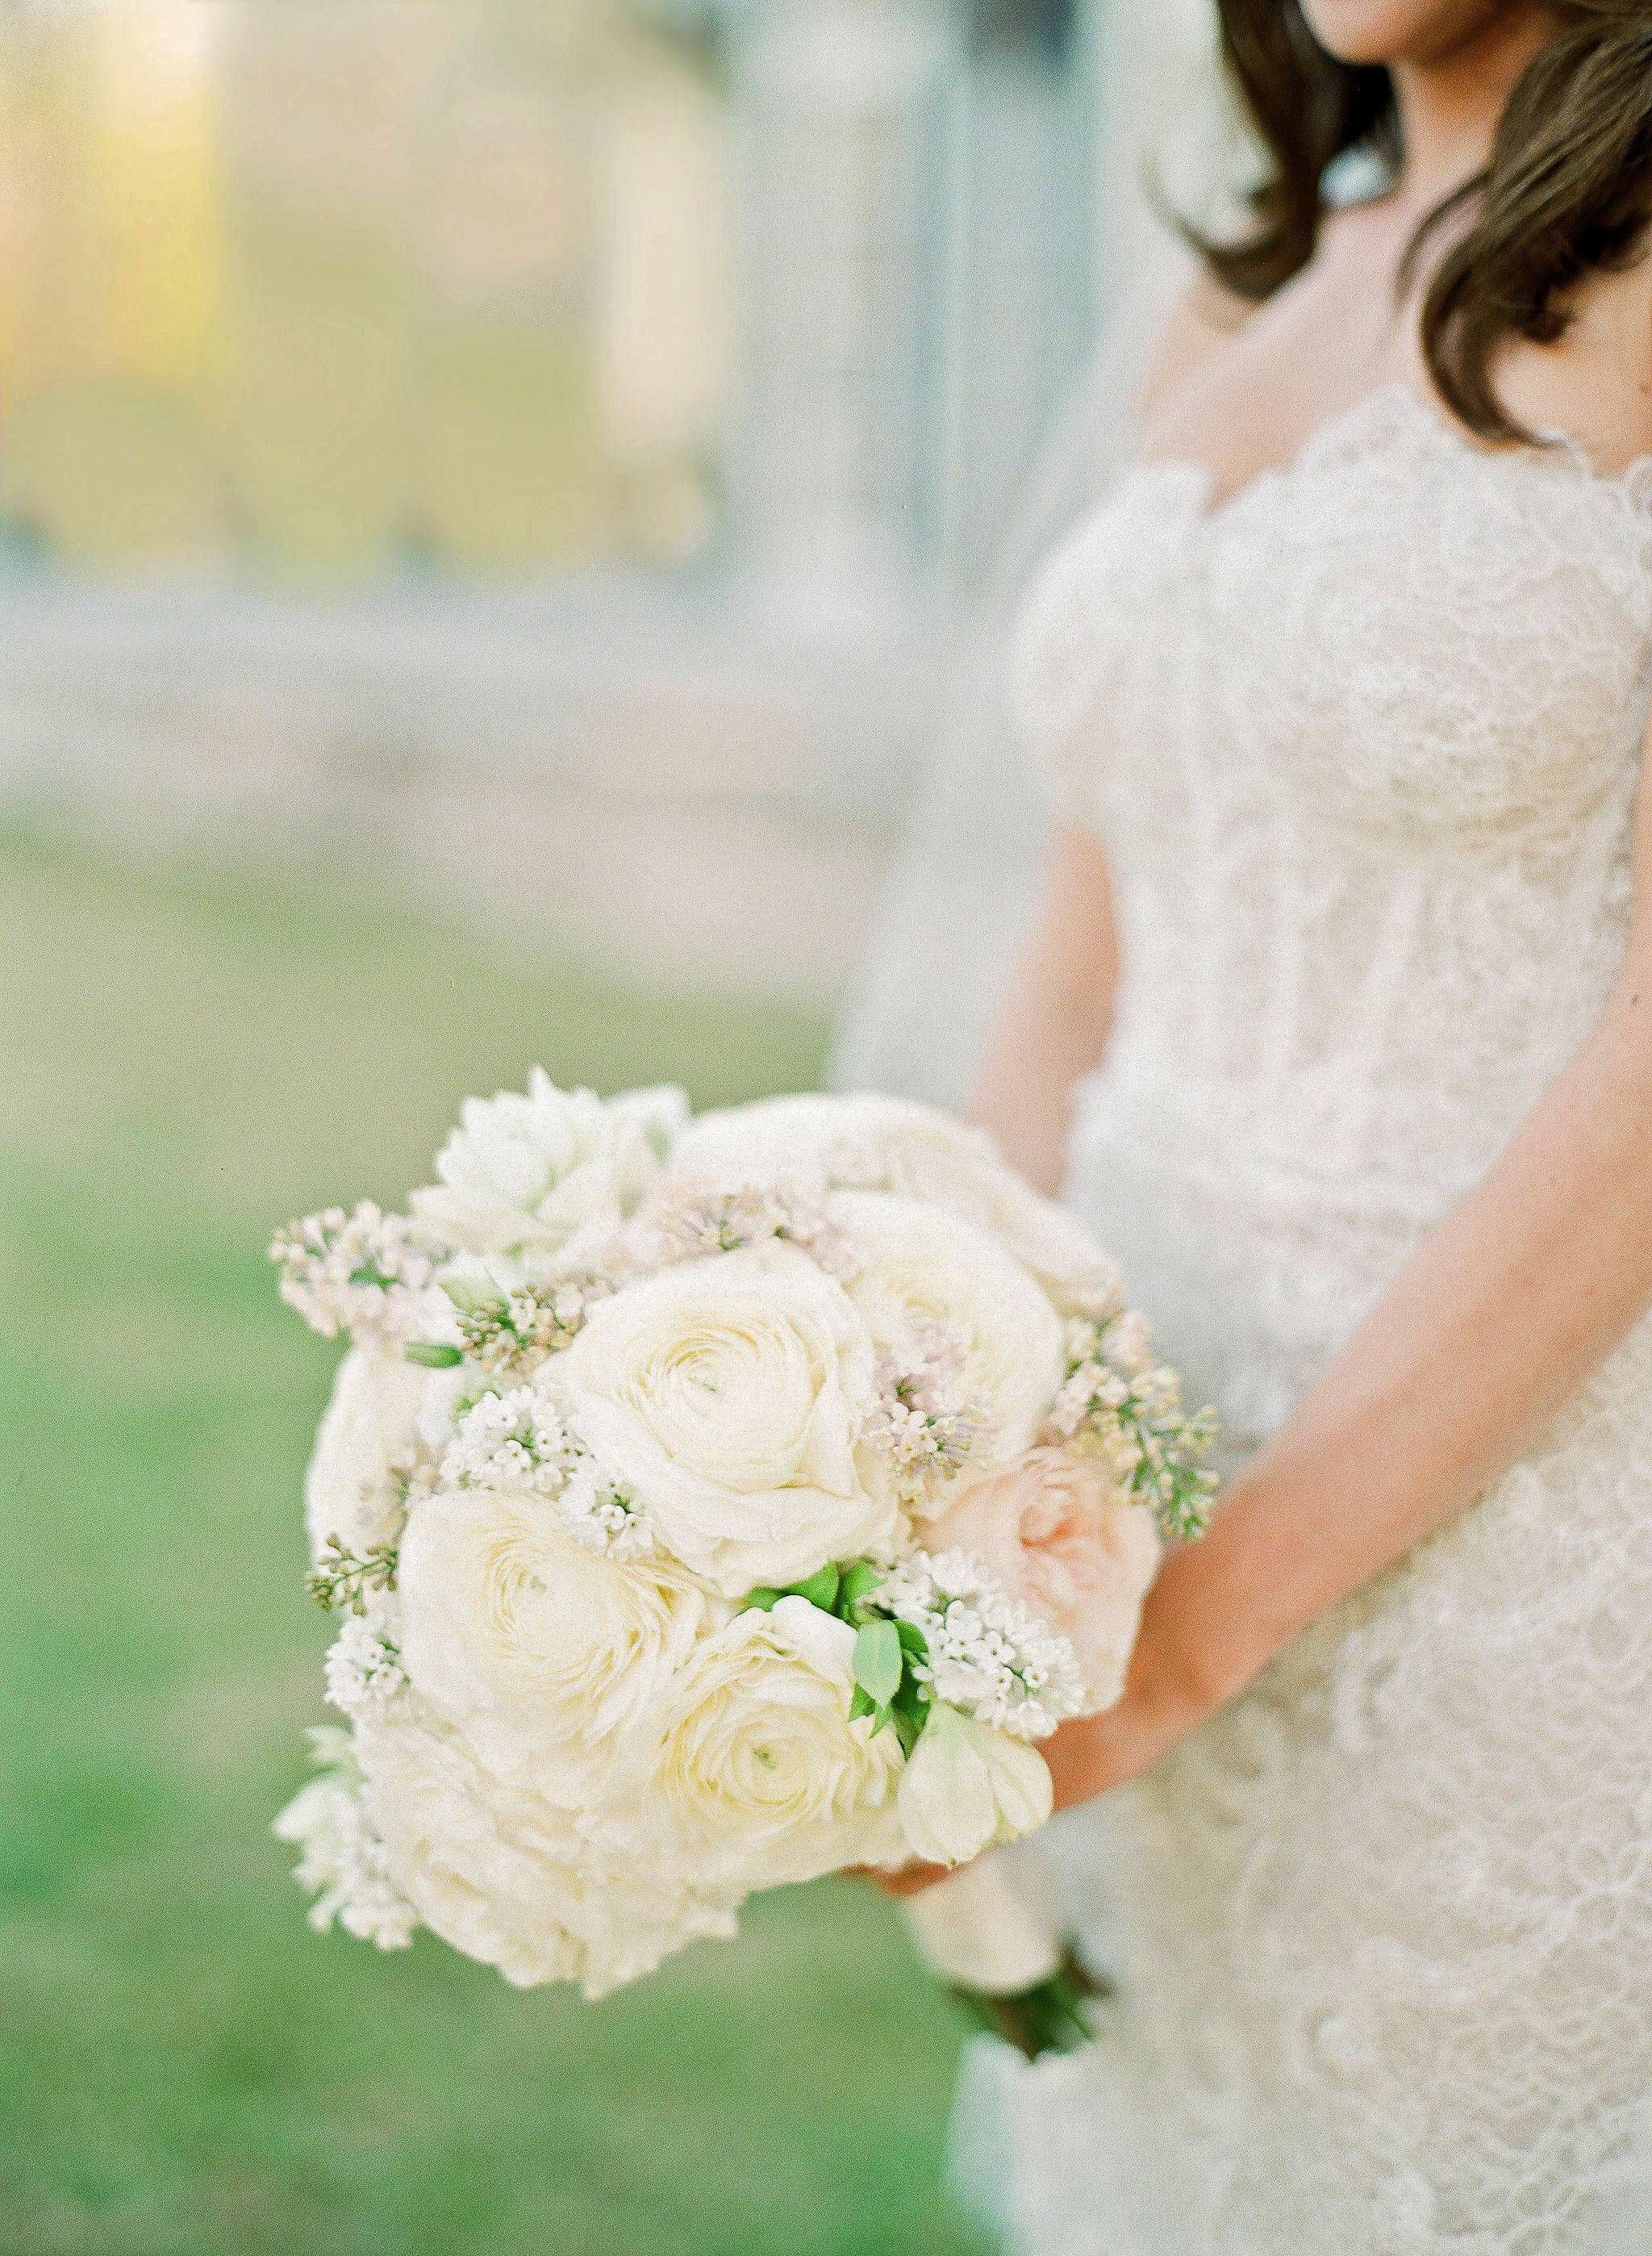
[671,1090,884,1191]
[555,1244,898,1598]
[832,1191,1066,1485]
[396,1487,716,1803]
[675,1091,1121,1314]
[410,1072,687,1263]
[895,1702,1053,1866]
[355,1704,737,1996]
[355,1706,585,1987]
[304,1345,430,1563]
[635,1596,906,1887]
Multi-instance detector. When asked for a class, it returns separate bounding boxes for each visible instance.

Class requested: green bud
[404,1342,463,1368]
[440,1276,492,1314]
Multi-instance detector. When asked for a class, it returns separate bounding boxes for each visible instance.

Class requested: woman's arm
[1041,716,1652,1813]
[968,829,1118,1197]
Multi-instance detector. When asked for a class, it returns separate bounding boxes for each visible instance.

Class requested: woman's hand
[862,1565,1227,1898]
[859,1679,1192,1899]
[863,1857,952,1899]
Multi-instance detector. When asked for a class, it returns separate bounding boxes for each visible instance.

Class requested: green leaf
[404,1341,463,1368]
[892,1618,928,1658]
[744,1587,783,1613]
[837,1560,886,1614]
[853,1619,903,1708]
[848,1682,876,1723]
[786,1562,841,1612]
[891,1707,923,1758]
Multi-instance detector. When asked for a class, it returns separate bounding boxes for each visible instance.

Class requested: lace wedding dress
[992,382,1652,2254]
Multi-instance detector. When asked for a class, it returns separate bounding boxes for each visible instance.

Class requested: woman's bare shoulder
[1497,245,1652,471]
[1138,269,1255,425]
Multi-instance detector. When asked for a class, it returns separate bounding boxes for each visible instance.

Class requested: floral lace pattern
[995,386,1652,2253]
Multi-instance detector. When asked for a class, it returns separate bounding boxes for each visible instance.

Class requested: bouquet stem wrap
[901,1851,1106,2060]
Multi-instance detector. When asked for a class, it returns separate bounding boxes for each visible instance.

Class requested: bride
[871,1,1652,2247]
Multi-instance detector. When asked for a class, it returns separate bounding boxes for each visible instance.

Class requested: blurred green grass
[0,831,989,2256]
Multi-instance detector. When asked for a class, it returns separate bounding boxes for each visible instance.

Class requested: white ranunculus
[556,1244,898,1598]
[671,1092,865,1192]
[354,1696,740,2003]
[893,1143,1124,1320]
[409,1072,687,1263]
[354,1704,728,1995]
[895,1702,1053,1866]
[636,1596,906,1888]
[357,1707,582,1987]
[832,1191,1066,1482]
[574,1862,741,1999]
[675,1092,1121,1314]
[396,1487,715,1802]
[304,1346,430,1563]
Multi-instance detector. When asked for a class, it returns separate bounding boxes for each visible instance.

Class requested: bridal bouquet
[270,1078,1215,2016]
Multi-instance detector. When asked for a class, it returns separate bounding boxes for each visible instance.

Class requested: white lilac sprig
[864,1320,987,1507]
[1042,1313,1219,1541]
[442,1377,653,1559]
[324,1613,407,1718]
[270,1203,448,1347]
[873,1549,1086,1741]
[441,1272,613,1381]
[639,1173,856,1278]
[441,1381,574,1497]
[307,1534,400,1615]
[744,1550,1085,1748]
[272,1728,417,1949]
[306,1435,440,1609]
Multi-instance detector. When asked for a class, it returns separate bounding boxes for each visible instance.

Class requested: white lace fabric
[992,384,1652,2253]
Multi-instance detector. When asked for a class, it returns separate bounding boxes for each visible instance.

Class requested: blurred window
[0,0,1096,595]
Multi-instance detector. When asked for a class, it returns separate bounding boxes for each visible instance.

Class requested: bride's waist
[1065,1060,1652,1457]
[1063,1070,1464,1449]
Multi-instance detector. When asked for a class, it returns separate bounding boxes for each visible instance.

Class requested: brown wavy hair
[1196,1,1652,441]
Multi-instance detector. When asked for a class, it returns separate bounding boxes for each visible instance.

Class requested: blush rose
[924,1446,1162,1715]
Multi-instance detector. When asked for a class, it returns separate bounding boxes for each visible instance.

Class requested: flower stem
[947,1949,1110,2060]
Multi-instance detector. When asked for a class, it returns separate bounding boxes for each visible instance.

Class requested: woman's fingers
[851,1858,957,1898]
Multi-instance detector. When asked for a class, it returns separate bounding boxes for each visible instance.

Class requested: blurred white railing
[0,566,945,1005]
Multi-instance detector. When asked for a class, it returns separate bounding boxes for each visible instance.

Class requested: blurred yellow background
[0,0,728,573]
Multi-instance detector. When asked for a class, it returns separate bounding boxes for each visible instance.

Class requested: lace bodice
[1012,382,1652,1446]
[980,385,1652,2254]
